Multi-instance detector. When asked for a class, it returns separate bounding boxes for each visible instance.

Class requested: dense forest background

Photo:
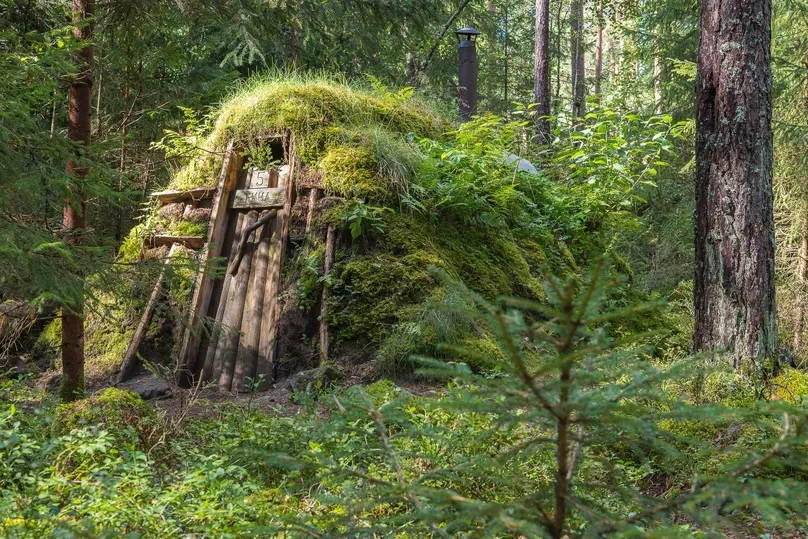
[4,0,808,536]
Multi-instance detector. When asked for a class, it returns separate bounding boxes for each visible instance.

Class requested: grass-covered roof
[169,74,449,196]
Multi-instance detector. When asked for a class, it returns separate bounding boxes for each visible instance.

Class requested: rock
[119,376,172,401]
[287,365,343,403]
[41,373,62,393]
[1,357,28,379]
[505,153,539,175]
[138,385,172,401]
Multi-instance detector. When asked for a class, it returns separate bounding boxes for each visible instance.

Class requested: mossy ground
[55,388,160,449]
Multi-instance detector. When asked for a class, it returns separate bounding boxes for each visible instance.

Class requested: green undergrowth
[30,250,197,379]
[2,361,807,537]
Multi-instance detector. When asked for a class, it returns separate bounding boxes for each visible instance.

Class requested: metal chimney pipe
[456,27,480,122]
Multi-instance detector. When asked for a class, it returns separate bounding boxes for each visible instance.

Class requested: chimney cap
[455,27,481,41]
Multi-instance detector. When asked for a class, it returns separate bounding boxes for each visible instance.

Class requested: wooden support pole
[305,188,319,234]
[217,210,259,393]
[117,243,180,384]
[211,213,245,382]
[319,225,335,364]
[257,163,293,384]
[234,217,271,391]
[177,142,240,384]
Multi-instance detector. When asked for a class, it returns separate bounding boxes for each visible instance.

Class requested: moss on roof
[169,75,448,193]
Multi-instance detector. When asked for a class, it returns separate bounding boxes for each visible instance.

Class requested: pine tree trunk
[570,0,586,118]
[594,0,603,96]
[534,0,551,142]
[693,0,777,372]
[61,0,94,402]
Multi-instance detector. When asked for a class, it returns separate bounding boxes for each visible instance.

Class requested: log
[305,188,320,234]
[257,163,293,383]
[319,225,336,364]
[117,243,181,384]
[177,142,240,384]
[200,214,244,383]
[216,210,259,393]
[233,219,272,391]
[211,212,245,382]
[150,235,205,250]
[151,187,215,204]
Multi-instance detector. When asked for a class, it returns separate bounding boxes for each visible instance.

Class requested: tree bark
[594,0,603,96]
[794,210,808,355]
[570,0,586,118]
[693,0,777,372]
[61,0,94,402]
[653,27,663,114]
[319,225,336,364]
[534,0,551,142]
[792,49,808,357]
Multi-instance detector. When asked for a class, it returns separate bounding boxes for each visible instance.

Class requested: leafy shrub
[55,388,161,451]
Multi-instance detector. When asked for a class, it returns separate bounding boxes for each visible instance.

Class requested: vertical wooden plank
[257,152,295,382]
[234,218,271,390]
[305,188,319,234]
[319,225,336,364]
[177,142,240,384]
[231,216,261,391]
[211,213,245,382]
[217,210,259,393]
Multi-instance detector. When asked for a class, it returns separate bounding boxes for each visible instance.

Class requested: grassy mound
[59,74,615,380]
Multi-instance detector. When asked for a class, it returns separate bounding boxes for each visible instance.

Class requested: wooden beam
[151,187,215,204]
[177,142,240,384]
[305,188,320,234]
[150,235,205,250]
[201,212,243,383]
[216,210,259,393]
[257,159,295,384]
[234,219,272,390]
[320,225,335,364]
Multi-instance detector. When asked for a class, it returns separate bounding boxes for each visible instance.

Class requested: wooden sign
[247,168,278,189]
[231,186,285,209]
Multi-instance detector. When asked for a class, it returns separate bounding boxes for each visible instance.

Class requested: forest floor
[34,367,443,422]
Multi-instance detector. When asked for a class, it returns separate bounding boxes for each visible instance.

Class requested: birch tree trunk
[61,0,94,402]
[693,0,777,372]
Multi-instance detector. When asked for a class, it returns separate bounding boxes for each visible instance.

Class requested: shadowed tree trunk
[61,0,94,402]
[693,0,777,372]
[594,0,603,96]
[570,0,585,118]
[653,26,663,114]
[534,0,551,142]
